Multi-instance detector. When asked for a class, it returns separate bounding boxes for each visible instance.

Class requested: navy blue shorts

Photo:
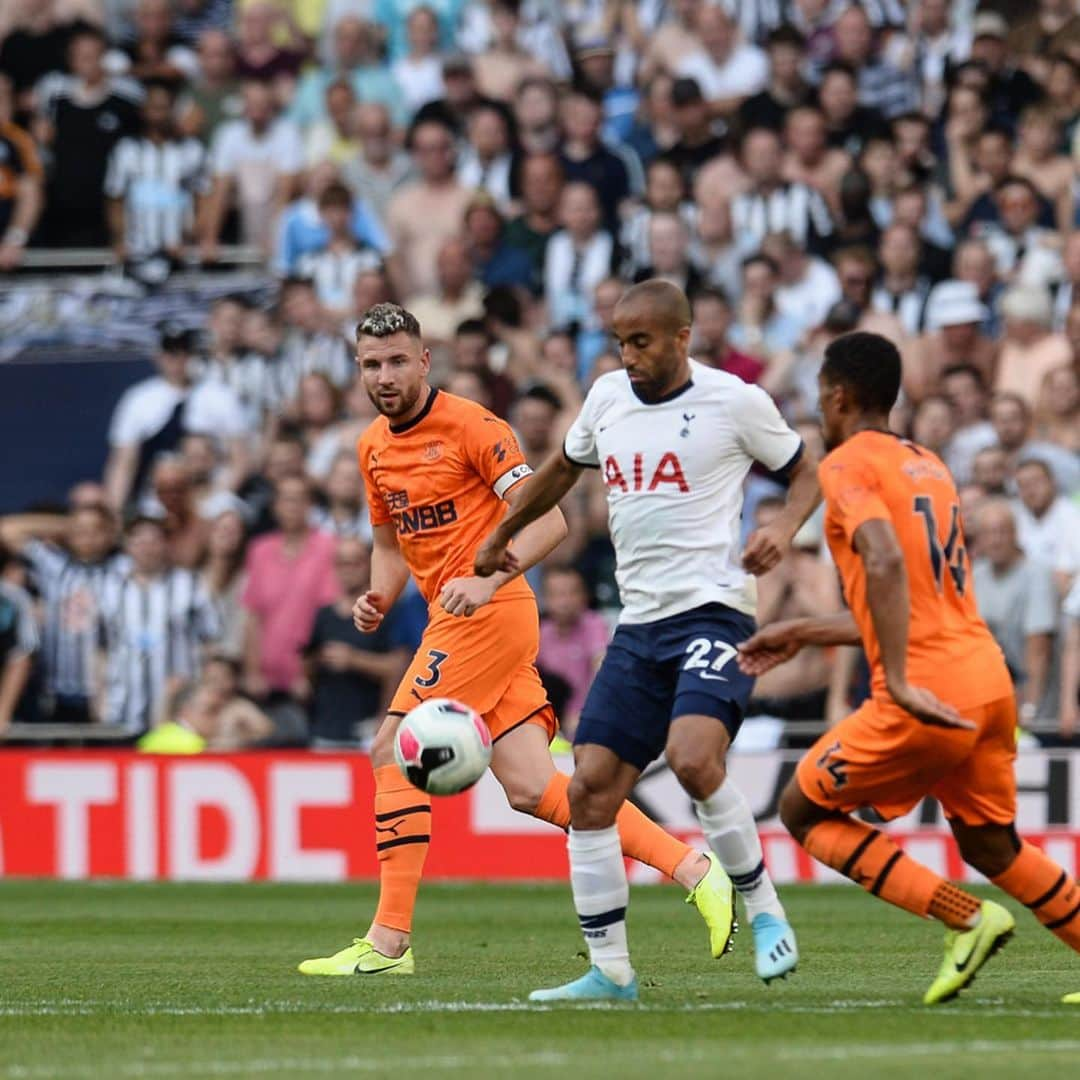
[575,603,756,772]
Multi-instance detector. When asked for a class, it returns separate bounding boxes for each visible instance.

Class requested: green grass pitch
[1,880,1078,1080]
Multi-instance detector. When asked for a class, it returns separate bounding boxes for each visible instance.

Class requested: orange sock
[372,764,431,933]
[928,881,983,930]
[992,841,1080,951]
[803,817,946,920]
[535,771,693,881]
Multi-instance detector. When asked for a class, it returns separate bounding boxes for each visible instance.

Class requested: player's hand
[737,622,804,675]
[742,523,791,576]
[888,682,975,730]
[439,575,497,617]
[353,591,385,633]
[474,533,520,578]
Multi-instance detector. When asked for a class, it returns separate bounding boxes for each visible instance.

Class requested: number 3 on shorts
[683,638,736,681]
[415,649,449,688]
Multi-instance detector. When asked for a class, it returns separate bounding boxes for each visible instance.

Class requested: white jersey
[563,360,802,624]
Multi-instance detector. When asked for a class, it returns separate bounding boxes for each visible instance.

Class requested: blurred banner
[1,750,1077,882]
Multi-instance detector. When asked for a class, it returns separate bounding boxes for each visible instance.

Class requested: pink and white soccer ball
[394,698,493,795]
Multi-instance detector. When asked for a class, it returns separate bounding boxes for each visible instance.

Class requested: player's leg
[298,708,426,975]
[667,610,796,978]
[666,710,796,977]
[529,742,644,1002]
[486,676,707,889]
[941,696,1080,957]
[782,701,1015,1002]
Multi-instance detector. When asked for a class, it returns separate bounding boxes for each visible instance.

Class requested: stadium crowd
[0,0,1078,749]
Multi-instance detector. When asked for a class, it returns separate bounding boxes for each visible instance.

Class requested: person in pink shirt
[242,474,338,701]
[538,567,610,736]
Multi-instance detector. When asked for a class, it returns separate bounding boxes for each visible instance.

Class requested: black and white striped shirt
[198,352,280,432]
[104,136,208,257]
[26,542,129,702]
[98,568,221,734]
[730,182,834,258]
[275,330,353,405]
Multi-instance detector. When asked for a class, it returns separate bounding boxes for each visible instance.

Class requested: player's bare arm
[442,491,567,618]
[742,450,822,576]
[354,522,411,633]
[738,611,860,676]
[474,451,583,578]
[854,518,972,730]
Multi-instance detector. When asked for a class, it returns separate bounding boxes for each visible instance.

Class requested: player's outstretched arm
[474,451,583,578]
[854,519,973,731]
[354,523,411,632]
[743,448,822,576]
[737,612,860,676]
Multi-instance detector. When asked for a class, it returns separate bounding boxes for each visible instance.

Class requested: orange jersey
[358,389,535,606]
[820,430,1012,710]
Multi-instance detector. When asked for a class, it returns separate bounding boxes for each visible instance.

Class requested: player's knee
[568,769,618,828]
[956,824,1019,879]
[667,744,724,802]
[779,780,813,844]
[369,717,399,767]
[501,775,544,815]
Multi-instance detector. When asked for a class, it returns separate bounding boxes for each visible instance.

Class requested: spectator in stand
[512,75,560,156]
[1012,458,1080,593]
[97,514,220,736]
[0,545,39,730]
[620,156,695,278]
[111,0,198,88]
[1035,365,1080,455]
[973,498,1059,727]
[296,182,383,318]
[105,79,207,266]
[275,276,352,404]
[910,394,954,460]
[289,16,403,132]
[242,474,337,703]
[1011,106,1074,233]
[968,12,1043,126]
[995,286,1072,408]
[871,223,933,336]
[675,3,767,116]
[104,327,248,512]
[200,295,277,434]
[456,102,514,210]
[232,1,306,85]
[472,0,548,104]
[201,78,304,258]
[305,537,409,747]
[978,176,1063,290]
[302,79,361,168]
[199,506,249,658]
[989,392,1080,496]
[1061,580,1080,740]
[731,126,834,258]
[0,0,89,115]
[817,61,889,157]
[310,450,370,540]
[174,0,235,45]
[543,181,616,330]
[385,115,471,298]
[1052,232,1080,330]
[761,230,841,338]
[178,29,242,144]
[0,73,43,271]
[294,372,342,468]
[954,237,1004,338]
[782,105,851,217]
[738,25,811,134]
[632,212,702,296]
[34,25,143,247]
[407,236,485,346]
[664,76,728,185]
[148,456,209,569]
[342,102,413,223]
[503,151,563,284]
[239,430,306,535]
[640,0,703,83]
[730,252,801,359]
[537,566,608,737]
[462,198,534,291]
[690,286,765,385]
[0,502,124,724]
[393,6,446,118]
[940,364,997,487]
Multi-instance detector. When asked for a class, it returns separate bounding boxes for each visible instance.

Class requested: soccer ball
[394,698,493,795]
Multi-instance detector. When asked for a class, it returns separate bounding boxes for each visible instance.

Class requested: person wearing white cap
[903,280,995,403]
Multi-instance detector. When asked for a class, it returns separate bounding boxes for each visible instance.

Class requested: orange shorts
[796,694,1017,826]
[389,594,557,742]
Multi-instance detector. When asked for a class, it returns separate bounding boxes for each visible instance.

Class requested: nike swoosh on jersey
[696,672,729,682]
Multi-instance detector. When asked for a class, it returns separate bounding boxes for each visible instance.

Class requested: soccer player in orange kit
[298,303,735,976]
[738,331,1080,1004]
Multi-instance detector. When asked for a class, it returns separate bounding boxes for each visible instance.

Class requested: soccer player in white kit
[476,280,821,1000]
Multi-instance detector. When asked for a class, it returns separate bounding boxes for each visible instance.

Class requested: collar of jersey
[388,387,440,434]
[630,376,693,405]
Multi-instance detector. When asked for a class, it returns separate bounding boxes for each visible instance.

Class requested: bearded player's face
[357,331,430,419]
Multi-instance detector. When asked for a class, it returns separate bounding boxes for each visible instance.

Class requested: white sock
[694,777,786,923]
[568,825,634,986]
